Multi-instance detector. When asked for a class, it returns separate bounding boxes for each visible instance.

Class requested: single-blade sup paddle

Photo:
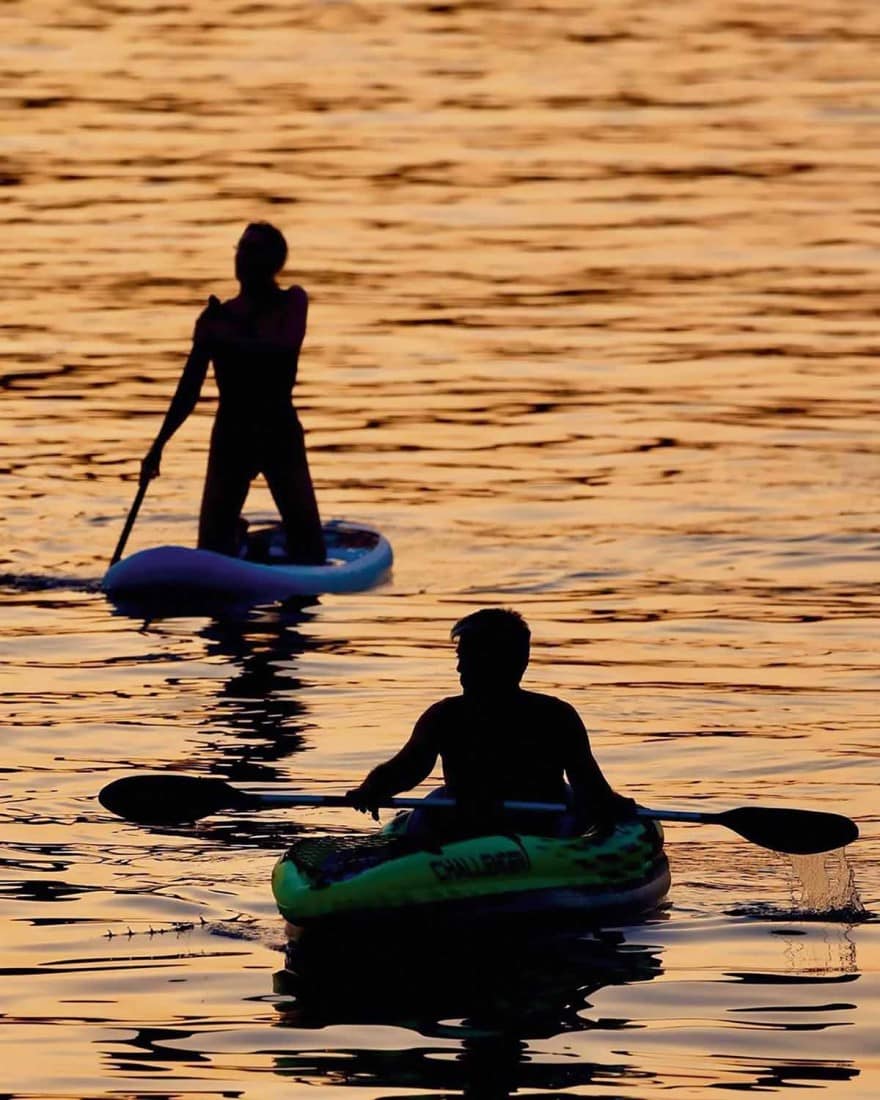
[111,479,149,566]
[98,775,859,854]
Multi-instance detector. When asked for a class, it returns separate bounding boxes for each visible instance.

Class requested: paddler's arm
[346,704,442,820]
[562,704,636,827]
[140,305,214,484]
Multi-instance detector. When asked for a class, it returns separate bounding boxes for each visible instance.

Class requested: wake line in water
[0,572,100,594]
[731,903,873,924]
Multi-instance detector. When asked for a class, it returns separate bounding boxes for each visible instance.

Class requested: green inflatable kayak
[272,816,670,930]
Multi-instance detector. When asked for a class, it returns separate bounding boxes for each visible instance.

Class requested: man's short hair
[451,608,531,675]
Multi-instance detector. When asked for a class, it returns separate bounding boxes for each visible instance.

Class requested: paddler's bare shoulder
[209,294,246,318]
[284,284,308,306]
[413,695,463,733]
[518,689,581,722]
[207,287,306,313]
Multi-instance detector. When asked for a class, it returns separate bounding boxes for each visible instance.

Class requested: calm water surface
[1,0,878,1096]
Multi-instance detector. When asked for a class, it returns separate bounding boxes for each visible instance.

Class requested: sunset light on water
[1,0,878,1096]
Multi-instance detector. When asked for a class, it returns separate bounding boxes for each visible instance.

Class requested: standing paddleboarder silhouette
[141,222,326,564]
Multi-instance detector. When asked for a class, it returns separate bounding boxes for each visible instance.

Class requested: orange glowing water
[1,0,878,1096]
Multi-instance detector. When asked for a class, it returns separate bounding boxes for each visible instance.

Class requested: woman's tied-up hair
[238,221,288,277]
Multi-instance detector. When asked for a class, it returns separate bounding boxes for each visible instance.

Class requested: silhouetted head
[451,608,531,694]
[235,222,288,289]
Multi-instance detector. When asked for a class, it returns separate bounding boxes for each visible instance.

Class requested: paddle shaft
[225,793,758,828]
[111,479,149,566]
[235,794,724,823]
[234,793,751,828]
[636,806,718,824]
[251,792,567,813]
[241,794,857,853]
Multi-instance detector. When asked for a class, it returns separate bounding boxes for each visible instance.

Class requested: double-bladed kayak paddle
[97,774,858,855]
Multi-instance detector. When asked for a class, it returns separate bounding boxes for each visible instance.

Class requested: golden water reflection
[2,0,879,1094]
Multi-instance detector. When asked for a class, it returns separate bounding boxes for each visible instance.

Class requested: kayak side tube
[272,819,669,926]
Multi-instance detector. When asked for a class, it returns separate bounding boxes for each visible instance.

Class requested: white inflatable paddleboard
[103,519,392,604]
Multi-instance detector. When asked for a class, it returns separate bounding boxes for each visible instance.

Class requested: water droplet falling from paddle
[788,849,866,920]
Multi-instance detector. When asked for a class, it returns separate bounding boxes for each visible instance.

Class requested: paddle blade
[99,774,251,825]
[717,806,859,854]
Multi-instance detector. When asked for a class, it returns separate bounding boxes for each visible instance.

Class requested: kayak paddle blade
[99,774,252,825]
[717,806,859,854]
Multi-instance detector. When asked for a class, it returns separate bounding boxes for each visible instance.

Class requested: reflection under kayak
[272,924,665,1097]
[274,923,665,1062]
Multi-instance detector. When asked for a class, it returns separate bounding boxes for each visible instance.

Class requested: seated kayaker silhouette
[141,221,326,564]
[347,609,635,839]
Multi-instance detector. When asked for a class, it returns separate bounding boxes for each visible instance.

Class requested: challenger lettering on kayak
[429,847,530,882]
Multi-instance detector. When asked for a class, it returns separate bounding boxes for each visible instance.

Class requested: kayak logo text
[429,848,531,882]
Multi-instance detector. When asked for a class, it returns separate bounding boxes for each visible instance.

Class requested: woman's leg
[198,431,253,555]
[263,420,326,565]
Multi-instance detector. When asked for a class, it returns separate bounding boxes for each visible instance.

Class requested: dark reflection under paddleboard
[104,605,337,848]
[106,575,319,622]
[194,609,318,784]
